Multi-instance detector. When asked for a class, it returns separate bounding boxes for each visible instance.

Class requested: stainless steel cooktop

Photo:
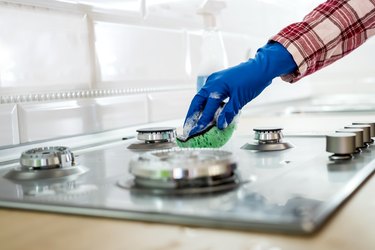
[0,124,375,235]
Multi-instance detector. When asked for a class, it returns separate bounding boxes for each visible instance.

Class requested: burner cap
[136,127,176,143]
[253,127,283,132]
[123,148,242,193]
[129,148,236,181]
[20,146,75,170]
[136,127,176,133]
[6,146,87,181]
[241,127,293,151]
[253,127,283,143]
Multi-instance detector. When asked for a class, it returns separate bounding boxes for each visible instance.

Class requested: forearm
[272,0,375,83]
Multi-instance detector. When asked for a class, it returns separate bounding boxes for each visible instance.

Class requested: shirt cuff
[270,36,305,83]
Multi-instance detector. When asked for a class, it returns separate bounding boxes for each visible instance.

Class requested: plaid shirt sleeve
[271,0,375,83]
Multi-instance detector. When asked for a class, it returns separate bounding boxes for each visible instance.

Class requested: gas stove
[0,123,375,234]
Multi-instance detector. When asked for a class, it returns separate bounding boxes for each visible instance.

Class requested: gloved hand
[184,42,297,137]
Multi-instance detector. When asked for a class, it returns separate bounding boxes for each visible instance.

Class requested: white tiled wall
[246,78,312,108]
[0,104,19,146]
[222,33,262,66]
[187,31,202,82]
[148,90,195,122]
[0,4,91,92]
[307,38,375,95]
[17,94,149,143]
[95,94,148,130]
[95,22,189,88]
[18,100,97,143]
[188,32,260,79]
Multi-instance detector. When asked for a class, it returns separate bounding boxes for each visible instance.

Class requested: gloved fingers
[189,94,225,136]
[182,94,208,136]
[217,99,240,130]
[183,94,207,125]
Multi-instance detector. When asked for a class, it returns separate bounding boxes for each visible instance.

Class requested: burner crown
[130,148,236,181]
[254,127,283,143]
[20,146,75,170]
[136,127,176,143]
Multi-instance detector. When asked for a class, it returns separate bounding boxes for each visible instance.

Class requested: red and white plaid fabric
[272,0,375,83]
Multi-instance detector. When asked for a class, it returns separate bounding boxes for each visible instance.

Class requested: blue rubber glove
[184,42,297,137]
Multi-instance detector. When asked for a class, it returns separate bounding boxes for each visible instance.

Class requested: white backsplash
[147,89,195,122]
[95,94,148,130]
[0,103,19,146]
[0,3,91,93]
[95,22,190,88]
[307,38,375,95]
[17,94,150,143]
[18,100,98,143]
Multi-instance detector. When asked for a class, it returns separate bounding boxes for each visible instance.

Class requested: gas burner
[5,146,87,181]
[20,146,75,170]
[241,127,293,151]
[118,148,244,195]
[127,127,177,151]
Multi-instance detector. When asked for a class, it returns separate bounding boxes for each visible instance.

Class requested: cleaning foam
[176,122,236,148]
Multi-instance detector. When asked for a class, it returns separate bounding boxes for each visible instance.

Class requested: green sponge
[176,123,236,148]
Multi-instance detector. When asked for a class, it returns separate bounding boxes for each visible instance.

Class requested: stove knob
[336,128,364,150]
[352,122,375,140]
[326,133,356,160]
[345,125,371,144]
[253,127,283,143]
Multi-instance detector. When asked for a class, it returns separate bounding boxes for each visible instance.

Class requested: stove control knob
[336,128,364,150]
[352,122,375,141]
[326,133,356,160]
[345,125,371,144]
[253,127,283,143]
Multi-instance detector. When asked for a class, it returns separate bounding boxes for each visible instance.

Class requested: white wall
[0,3,91,94]
[307,38,375,95]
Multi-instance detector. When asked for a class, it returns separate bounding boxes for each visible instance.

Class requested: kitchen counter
[1,114,375,250]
